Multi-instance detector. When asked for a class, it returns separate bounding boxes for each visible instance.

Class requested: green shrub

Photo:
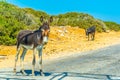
[104,22,120,31]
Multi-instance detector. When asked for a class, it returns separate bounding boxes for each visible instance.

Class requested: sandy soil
[0,26,120,69]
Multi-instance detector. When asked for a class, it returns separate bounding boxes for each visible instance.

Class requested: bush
[104,22,120,31]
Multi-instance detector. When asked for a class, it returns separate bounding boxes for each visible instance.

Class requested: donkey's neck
[34,30,44,45]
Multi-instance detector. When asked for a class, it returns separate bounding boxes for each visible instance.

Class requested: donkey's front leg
[32,49,36,76]
[38,47,44,76]
[93,32,95,40]
[88,34,90,41]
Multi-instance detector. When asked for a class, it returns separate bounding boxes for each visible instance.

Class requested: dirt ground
[0,26,120,69]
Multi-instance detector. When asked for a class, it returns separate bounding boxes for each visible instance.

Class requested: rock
[0,55,6,59]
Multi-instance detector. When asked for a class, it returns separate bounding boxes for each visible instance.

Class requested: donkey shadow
[16,70,51,76]
[16,70,119,80]
[0,69,119,80]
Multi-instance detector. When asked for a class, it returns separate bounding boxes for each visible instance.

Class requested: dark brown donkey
[14,16,53,76]
[85,26,96,41]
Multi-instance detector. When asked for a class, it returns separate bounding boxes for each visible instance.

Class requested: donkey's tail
[16,41,20,50]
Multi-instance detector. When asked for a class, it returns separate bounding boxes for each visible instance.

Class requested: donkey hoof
[31,73,35,76]
[13,68,16,73]
[20,70,27,75]
[41,73,44,76]
[40,71,44,76]
[13,68,17,75]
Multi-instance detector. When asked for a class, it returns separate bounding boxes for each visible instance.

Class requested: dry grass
[0,26,120,68]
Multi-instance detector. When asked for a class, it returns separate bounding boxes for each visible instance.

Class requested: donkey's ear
[49,16,53,23]
[40,16,44,22]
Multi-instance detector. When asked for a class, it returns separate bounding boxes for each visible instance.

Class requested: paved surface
[0,44,120,80]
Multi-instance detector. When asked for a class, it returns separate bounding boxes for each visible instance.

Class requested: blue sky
[7,0,120,24]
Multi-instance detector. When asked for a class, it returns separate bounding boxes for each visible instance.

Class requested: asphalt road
[0,44,120,80]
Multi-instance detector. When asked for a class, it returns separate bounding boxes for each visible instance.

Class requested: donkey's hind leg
[20,48,27,75]
[93,32,95,40]
[92,35,94,40]
[14,47,21,74]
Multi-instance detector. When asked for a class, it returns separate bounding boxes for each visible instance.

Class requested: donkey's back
[87,26,95,33]
[17,30,32,40]
[17,30,33,49]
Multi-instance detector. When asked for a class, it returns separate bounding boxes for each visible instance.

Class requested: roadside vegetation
[0,1,120,45]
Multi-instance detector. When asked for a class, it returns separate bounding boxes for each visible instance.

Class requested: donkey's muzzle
[43,36,48,44]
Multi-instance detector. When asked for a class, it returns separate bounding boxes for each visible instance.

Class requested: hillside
[0,1,120,46]
[1,26,120,56]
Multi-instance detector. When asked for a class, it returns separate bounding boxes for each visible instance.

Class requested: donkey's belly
[21,44,34,49]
